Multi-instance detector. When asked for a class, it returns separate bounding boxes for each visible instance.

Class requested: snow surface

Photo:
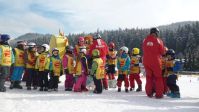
[0,75,199,112]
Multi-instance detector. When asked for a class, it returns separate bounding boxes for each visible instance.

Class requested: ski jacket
[89,39,108,61]
[142,34,165,67]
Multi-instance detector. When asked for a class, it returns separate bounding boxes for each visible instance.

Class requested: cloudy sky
[0,0,199,37]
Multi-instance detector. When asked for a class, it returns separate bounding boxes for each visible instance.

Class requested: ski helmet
[132,48,140,55]
[93,33,101,40]
[52,48,59,52]
[150,27,160,36]
[66,46,74,52]
[109,42,115,49]
[78,36,84,42]
[80,48,87,54]
[41,44,50,52]
[166,49,175,58]
[28,42,36,46]
[92,49,100,57]
[120,46,129,53]
[17,41,26,45]
[0,34,10,42]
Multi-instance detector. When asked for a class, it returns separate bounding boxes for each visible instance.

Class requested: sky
[0,0,199,37]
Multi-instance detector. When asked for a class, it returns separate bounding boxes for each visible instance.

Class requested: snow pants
[93,77,103,93]
[49,74,59,89]
[65,74,74,89]
[26,69,38,88]
[102,74,108,89]
[163,77,168,94]
[129,73,142,89]
[11,66,24,81]
[144,64,164,98]
[38,71,49,88]
[74,74,87,91]
[117,74,129,88]
[0,66,10,90]
[167,74,179,93]
[107,64,116,80]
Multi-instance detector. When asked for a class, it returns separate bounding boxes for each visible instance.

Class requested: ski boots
[44,87,48,91]
[136,85,142,92]
[39,87,43,91]
[125,88,129,93]
[118,88,121,92]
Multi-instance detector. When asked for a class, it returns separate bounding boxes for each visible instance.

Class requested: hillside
[158,21,197,31]
[9,33,52,46]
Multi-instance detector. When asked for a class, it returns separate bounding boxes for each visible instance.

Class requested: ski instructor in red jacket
[142,28,165,98]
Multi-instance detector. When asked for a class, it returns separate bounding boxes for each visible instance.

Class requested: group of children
[0,34,180,98]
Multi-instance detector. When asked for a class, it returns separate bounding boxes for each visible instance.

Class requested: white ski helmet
[120,46,129,53]
[79,47,87,54]
[42,44,50,52]
[28,42,36,47]
[52,48,59,52]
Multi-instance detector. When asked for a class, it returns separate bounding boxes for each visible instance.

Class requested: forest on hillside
[10,22,199,71]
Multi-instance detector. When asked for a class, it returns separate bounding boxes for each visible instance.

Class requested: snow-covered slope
[0,75,199,112]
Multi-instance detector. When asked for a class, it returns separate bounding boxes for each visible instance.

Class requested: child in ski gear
[89,34,109,90]
[73,37,88,92]
[49,48,63,91]
[106,42,117,88]
[129,48,142,92]
[0,34,15,92]
[63,46,75,91]
[166,49,180,98]
[142,28,165,98]
[107,42,117,80]
[25,42,38,90]
[90,49,104,94]
[74,47,89,92]
[10,41,26,89]
[35,44,50,91]
[117,46,130,93]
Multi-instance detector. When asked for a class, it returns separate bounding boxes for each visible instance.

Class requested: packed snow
[0,75,199,112]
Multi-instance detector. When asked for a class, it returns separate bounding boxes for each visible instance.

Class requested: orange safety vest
[14,48,25,67]
[166,60,175,75]
[107,50,117,65]
[93,58,104,79]
[118,57,128,75]
[130,56,140,74]
[26,51,37,69]
[75,55,88,76]
[36,53,50,71]
[0,45,12,66]
[66,55,75,74]
[51,57,62,76]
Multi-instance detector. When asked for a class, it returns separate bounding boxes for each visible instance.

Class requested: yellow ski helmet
[92,49,100,57]
[132,48,140,55]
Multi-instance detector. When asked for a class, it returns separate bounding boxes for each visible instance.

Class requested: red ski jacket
[142,35,165,66]
[89,39,108,60]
